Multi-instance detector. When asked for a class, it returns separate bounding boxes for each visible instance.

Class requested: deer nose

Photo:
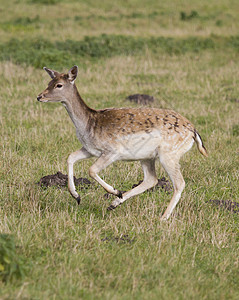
[37,95,42,101]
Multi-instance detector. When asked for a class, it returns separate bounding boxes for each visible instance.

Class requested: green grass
[0,234,26,282]
[1,34,239,70]
[0,0,239,299]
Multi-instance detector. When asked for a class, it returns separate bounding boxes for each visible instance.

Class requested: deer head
[37,66,78,103]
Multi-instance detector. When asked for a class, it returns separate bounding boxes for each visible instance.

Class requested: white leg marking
[89,153,120,196]
[67,147,92,199]
[159,154,185,220]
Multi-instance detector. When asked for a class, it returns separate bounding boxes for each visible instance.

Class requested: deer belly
[116,131,161,161]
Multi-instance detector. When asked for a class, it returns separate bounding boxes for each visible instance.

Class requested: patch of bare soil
[126,94,155,105]
[207,199,239,214]
[37,172,92,189]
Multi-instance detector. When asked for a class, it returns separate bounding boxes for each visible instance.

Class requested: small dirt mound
[126,94,155,105]
[206,199,239,214]
[38,171,91,189]
[132,177,173,192]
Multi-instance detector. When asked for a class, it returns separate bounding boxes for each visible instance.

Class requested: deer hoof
[76,196,81,205]
[107,204,117,211]
[117,191,123,198]
[107,199,122,211]
[116,190,126,198]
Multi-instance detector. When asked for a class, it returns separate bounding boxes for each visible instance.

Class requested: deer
[37,66,208,220]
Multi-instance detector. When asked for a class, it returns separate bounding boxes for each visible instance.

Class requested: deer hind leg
[159,154,185,220]
[67,147,92,203]
[88,153,122,197]
[108,159,158,210]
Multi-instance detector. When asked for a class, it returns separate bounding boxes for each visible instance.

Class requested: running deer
[37,66,208,220]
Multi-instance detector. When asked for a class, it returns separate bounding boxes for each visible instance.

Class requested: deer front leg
[67,147,92,203]
[88,153,121,197]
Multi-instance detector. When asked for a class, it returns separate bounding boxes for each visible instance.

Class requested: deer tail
[194,130,208,157]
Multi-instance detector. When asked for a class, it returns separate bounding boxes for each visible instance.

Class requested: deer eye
[55,83,63,88]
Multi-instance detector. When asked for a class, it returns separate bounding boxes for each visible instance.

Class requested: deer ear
[68,65,78,83]
[43,67,59,79]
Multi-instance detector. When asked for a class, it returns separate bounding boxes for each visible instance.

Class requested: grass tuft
[180,10,199,21]
[30,0,60,4]
[0,234,26,282]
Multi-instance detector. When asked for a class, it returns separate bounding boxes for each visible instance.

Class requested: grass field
[0,0,239,299]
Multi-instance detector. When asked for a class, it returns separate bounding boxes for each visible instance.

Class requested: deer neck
[62,86,95,141]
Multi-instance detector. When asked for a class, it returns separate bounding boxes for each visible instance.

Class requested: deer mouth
[37,96,58,103]
[38,98,49,103]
